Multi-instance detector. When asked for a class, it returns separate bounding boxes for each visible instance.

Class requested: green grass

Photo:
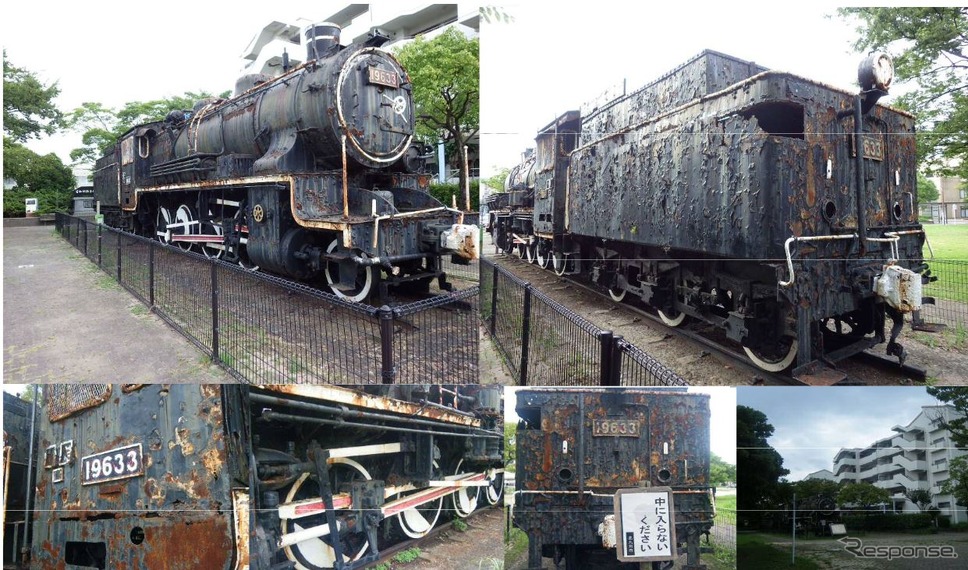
[716,494,736,512]
[923,224,968,259]
[392,548,422,564]
[504,527,529,570]
[737,534,820,570]
[452,518,469,532]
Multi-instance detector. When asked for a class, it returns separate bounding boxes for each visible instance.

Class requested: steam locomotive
[513,388,714,569]
[93,23,477,302]
[29,383,503,570]
[492,50,930,376]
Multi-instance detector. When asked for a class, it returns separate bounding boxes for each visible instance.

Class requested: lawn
[923,224,968,260]
[737,534,821,570]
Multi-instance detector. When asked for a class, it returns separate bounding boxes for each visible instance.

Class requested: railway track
[489,249,921,386]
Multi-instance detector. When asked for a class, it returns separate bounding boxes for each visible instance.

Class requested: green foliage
[392,547,421,563]
[452,518,468,532]
[68,91,226,166]
[841,513,933,531]
[906,488,934,511]
[737,406,789,515]
[504,421,517,465]
[917,172,939,203]
[839,8,968,177]
[3,187,72,218]
[429,180,480,212]
[837,482,890,509]
[4,137,75,196]
[940,455,968,507]
[709,453,736,487]
[394,28,479,193]
[3,50,64,141]
[483,168,510,193]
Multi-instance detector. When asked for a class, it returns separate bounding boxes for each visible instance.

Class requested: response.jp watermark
[838,536,958,560]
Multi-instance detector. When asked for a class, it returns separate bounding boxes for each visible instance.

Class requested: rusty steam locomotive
[513,388,714,569]
[93,24,477,302]
[28,383,503,570]
[490,50,930,376]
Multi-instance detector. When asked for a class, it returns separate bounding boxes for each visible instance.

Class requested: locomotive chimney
[304,22,341,61]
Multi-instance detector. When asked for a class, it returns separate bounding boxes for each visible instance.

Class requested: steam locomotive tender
[492,50,929,375]
[31,384,503,570]
[93,24,478,302]
[513,388,714,570]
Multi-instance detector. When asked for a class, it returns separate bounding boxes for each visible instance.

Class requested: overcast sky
[505,387,736,464]
[738,387,944,481]
[480,2,875,177]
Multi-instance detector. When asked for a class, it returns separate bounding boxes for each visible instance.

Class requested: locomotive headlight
[858,51,894,92]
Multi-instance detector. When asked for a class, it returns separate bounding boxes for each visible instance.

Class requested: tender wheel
[552,251,568,276]
[451,459,479,518]
[155,206,173,245]
[536,242,550,269]
[608,286,626,303]
[744,336,798,372]
[484,471,504,506]
[657,308,686,327]
[324,239,376,302]
[229,208,259,270]
[525,241,536,264]
[173,204,197,251]
[282,458,372,570]
[392,461,443,538]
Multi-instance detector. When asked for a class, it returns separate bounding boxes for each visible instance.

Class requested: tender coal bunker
[65,541,107,569]
[740,102,805,139]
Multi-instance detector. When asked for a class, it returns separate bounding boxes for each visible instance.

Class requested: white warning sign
[614,487,677,562]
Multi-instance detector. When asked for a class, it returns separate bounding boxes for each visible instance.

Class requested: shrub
[429,180,479,212]
[841,513,933,531]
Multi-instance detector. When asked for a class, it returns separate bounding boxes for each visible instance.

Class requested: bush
[429,180,479,212]
[938,514,951,529]
[841,513,933,531]
[951,521,968,532]
[3,187,72,217]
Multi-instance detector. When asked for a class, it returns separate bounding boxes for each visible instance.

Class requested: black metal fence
[480,259,687,386]
[56,214,478,384]
[920,258,968,331]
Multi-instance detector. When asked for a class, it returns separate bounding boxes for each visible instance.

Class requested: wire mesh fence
[919,258,968,331]
[711,506,737,564]
[480,258,686,386]
[55,213,478,384]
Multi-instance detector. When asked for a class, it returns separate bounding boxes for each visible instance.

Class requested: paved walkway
[3,225,234,383]
[758,531,968,569]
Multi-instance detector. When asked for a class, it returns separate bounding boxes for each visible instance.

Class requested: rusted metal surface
[33,384,234,570]
[513,388,713,568]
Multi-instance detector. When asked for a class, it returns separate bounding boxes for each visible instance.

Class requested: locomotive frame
[491,50,931,379]
[93,23,477,303]
[512,388,715,570]
[28,383,503,570]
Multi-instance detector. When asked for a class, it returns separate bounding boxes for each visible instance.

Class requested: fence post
[82,220,88,258]
[148,239,155,307]
[519,283,532,386]
[489,262,499,335]
[211,259,220,363]
[97,224,102,268]
[599,330,614,386]
[379,306,396,384]
[115,229,122,282]
[609,335,624,386]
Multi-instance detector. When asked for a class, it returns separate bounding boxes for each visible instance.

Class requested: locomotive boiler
[513,388,714,569]
[29,383,503,570]
[493,50,930,377]
[93,23,477,302]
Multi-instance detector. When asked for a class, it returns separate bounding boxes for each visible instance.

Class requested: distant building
[803,469,837,482]
[831,405,967,522]
[923,175,968,223]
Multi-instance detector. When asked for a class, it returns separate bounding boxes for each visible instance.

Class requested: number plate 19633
[81,443,144,485]
[593,419,641,437]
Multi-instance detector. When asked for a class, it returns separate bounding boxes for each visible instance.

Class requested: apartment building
[826,405,967,523]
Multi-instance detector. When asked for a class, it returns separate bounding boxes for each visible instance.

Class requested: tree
[837,482,890,512]
[3,50,64,141]
[69,92,226,166]
[839,8,968,178]
[917,172,940,203]
[3,138,74,192]
[906,488,934,511]
[925,387,968,448]
[737,406,789,517]
[504,421,517,465]
[394,28,479,197]
[709,453,736,487]
[941,455,968,507]
[483,167,510,193]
